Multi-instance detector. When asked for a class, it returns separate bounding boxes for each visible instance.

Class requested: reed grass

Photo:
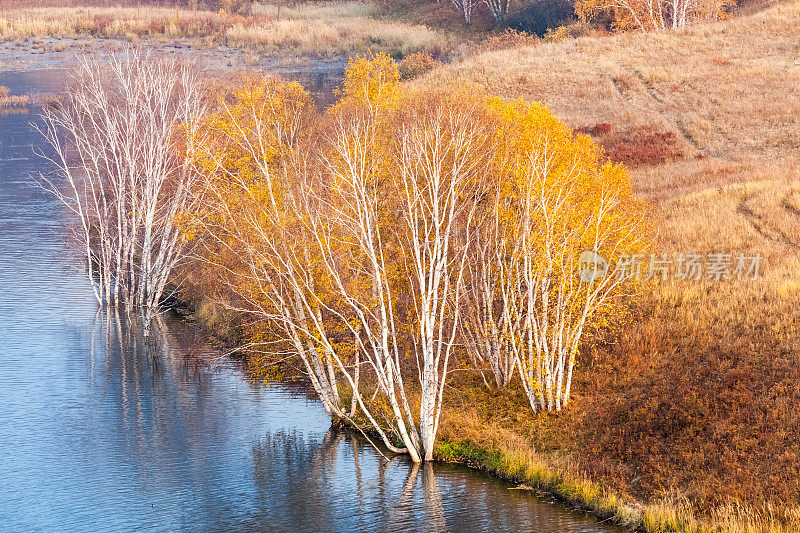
[0,85,28,107]
[0,1,452,56]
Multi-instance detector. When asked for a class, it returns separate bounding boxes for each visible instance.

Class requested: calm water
[0,69,622,532]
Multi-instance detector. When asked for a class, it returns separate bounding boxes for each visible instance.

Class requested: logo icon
[578,250,608,282]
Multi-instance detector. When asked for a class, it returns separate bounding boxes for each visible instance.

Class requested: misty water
[0,68,623,532]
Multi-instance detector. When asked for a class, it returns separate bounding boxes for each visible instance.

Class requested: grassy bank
[433,436,800,532]
[409,0,800,530]
[321,366,800,532]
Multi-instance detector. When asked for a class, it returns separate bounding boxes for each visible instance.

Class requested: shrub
[542,24,570,42]
[397,51,440,80]
[578,122,612,135]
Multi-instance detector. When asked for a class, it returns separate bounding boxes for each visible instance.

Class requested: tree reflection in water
[75,308,621,532]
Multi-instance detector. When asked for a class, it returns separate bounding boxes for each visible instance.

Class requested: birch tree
[461,177,517,389]
[184,74,349,420]
[188,56,490,462]
[483,0,511,24]
[461,99,649,410]
[186,70,424,457]
[313,57,490,461]
[576,0,730,31]
[507,149,646,412]
[396,96,488,459]
[38,51,206,329]
[452,0,478,25]
[185,55,649,460]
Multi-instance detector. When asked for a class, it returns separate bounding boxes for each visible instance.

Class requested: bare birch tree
[483,0,511,24]
[38,51,206,329]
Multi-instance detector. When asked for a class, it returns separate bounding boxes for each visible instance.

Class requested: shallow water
[0,68,623,532]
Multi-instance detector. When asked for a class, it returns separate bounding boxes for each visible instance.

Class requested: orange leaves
[461,93,652,410]
[483,95,644,270]
[183,71,323,328]
[203,73,316,189]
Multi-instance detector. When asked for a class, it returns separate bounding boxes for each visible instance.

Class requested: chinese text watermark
[579,252,763,282]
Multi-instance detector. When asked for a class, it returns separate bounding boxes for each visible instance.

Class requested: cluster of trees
[45,52,648,463]
[575,0,732,31]
[448,0,729,30]
[185,54,649,460]
[39,53,206,331]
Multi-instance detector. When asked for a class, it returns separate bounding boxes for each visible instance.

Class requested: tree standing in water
[39,51,207,329]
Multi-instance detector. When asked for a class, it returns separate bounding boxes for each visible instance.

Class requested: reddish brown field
[418,0,800,527]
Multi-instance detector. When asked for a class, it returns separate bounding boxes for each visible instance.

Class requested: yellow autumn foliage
[182,55,650,442]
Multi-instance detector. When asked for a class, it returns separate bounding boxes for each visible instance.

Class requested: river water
[0,68,622,532]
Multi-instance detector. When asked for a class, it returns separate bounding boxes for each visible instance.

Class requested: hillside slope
[420,2,800,515]
[421,1,800,200]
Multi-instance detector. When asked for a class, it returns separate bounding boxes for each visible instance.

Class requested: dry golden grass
[225,15,446,55]
[0,6,241,40]
[0,85,28,107]
[251,1,380,19]
[0,1,453,56]
[418,1,800,530]
[419,1,800,200]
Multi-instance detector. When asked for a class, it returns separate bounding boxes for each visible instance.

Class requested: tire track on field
[737,191,800,249]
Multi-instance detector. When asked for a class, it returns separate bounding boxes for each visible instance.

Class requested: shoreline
[172,292,642,531]
[170,293,640,531]
[330,412,642,531]
[433,439,641,530]
[188,303,645,533]
[0,35,349,70]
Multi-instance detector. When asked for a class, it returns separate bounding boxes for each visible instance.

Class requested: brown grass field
[416,1,800,528]
[0,0,485,57]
